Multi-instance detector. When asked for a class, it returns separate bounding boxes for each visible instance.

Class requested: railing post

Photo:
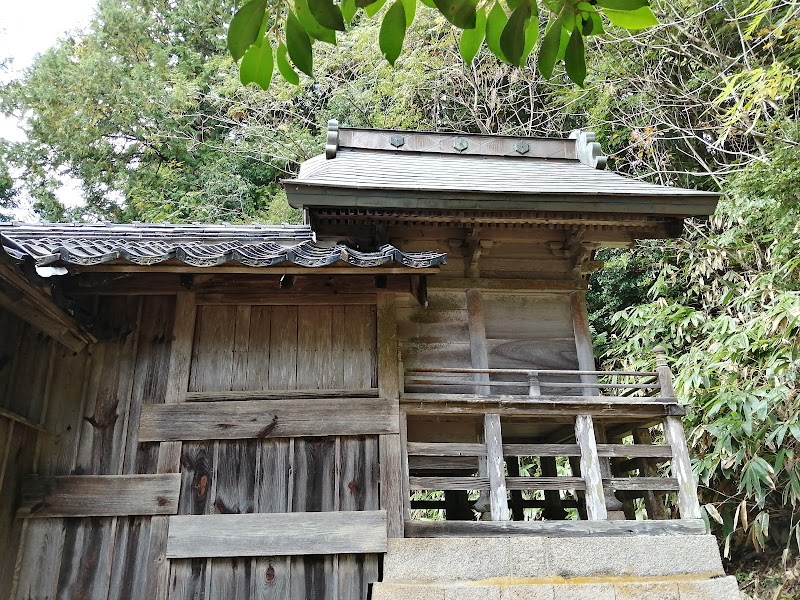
[574,414,607,520]
[654,346,702,520]
[484,413,510,521]
[527,372,541,396]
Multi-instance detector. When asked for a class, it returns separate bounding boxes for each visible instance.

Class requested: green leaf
[485,2,508,61]
[356,0,380,7]
[432,0,478,29]
[277,42,300,84]
[240,40,274,89]
[286,10,314,76]
[537,13,562,78]
[227,0,268,61]
[602,5,658,29]
[295,0,337,43]
[341,0,357,23]
[564,27,585,85]
[401,0,417,26]
[366,0,389,16]
[500,0,532,66]
[380,0,407,66]
[419,0,436,6]
[520,10,539,62]
[308,0,346,31]
[459,6,486,64]
[595,0,648,9]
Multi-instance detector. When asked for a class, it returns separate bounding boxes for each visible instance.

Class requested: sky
[1,0,98,216]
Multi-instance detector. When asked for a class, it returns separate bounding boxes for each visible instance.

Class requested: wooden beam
[185,388,379,402]
[409,477,490,491]
[505,477,586,490]
[16,474,181,518]
[428,278,586,292]
[139,396,399,441]
[605,477,679,491]
[0,407,49,433]
[405,518,708,538]
[166,510,388,559]
[377,292,404,538]
[196,293,377,305]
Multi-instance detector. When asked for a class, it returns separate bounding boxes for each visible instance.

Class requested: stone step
[371,576,741,600]
[382,535,726,582]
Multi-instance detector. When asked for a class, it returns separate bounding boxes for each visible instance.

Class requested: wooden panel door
[168,304,380,600]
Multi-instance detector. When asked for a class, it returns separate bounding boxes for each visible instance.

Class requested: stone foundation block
[677,577,741,600]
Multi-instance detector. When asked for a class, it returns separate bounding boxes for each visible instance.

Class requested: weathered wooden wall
[3,297,384,600]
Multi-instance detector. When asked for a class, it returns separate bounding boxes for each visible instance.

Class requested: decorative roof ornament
[390,134,405,148]
[325,119,340,159]
[570,130,607,170]
[514,141,530,155]
[453,137,469,152]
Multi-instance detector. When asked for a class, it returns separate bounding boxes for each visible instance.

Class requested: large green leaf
[459,6,486,64]
[485,2,508,61]
[564,27,585,86]
[227,0,268,61]
[603,5,658,29]
[432,0,478,29]
[286,10,314,76]
[500,0,532,66]
[340,0,357,24]
[356,0,380,7]
[419,0,436,7]
[276,42,300,84]
[520,10,539,63]
[240,40,274,89]
[537,13,562,78]
[401,0,417,26]
[380,0,407,65]
[366,0,389,16]
[308,0,346,31]
[295,0,337,44]
[595,0,649,10]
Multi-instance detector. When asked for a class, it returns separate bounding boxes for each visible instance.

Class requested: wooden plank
[407,443,487,456]
[167,511,388,558]
[0,406,49,433]
[186,388,379,401]
[428,278,586,292]
[197,292,378,305]
[505,477,586,490]
[575,414,607,521]
[146,292,197,600]
[408,477,490,490]
[73,264,440,275]
[503,444,579,456]
[139,397,399,441]
[17,474,181,518]
[377,293,403,539]
[405,518,708,538]
[606,477,679,491]
[267,305,298,391]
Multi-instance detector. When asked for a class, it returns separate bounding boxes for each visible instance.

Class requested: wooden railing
[400,347,703,529]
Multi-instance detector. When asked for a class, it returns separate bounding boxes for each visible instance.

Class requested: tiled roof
[284,123,720,216]
[0,223,446,269]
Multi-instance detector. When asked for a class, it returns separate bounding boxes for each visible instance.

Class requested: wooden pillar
[570,292,624,519]
[655,346,702,520]
[145,292,196,599]
[575,414,607,521]
[466,289,508,521]
[378,293,405,537]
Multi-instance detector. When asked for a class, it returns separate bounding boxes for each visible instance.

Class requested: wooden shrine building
[0,123,740,599]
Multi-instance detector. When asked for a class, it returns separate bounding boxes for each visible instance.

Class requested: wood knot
[84,413,119,429]
[257,415,279,439]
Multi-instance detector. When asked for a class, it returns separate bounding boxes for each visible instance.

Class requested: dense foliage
[2,0,800,591]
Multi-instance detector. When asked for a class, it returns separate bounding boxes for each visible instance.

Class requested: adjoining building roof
[284,122,719,217]
[0,222,446,269]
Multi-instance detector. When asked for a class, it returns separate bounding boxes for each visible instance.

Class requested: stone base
[372,535,741,600]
